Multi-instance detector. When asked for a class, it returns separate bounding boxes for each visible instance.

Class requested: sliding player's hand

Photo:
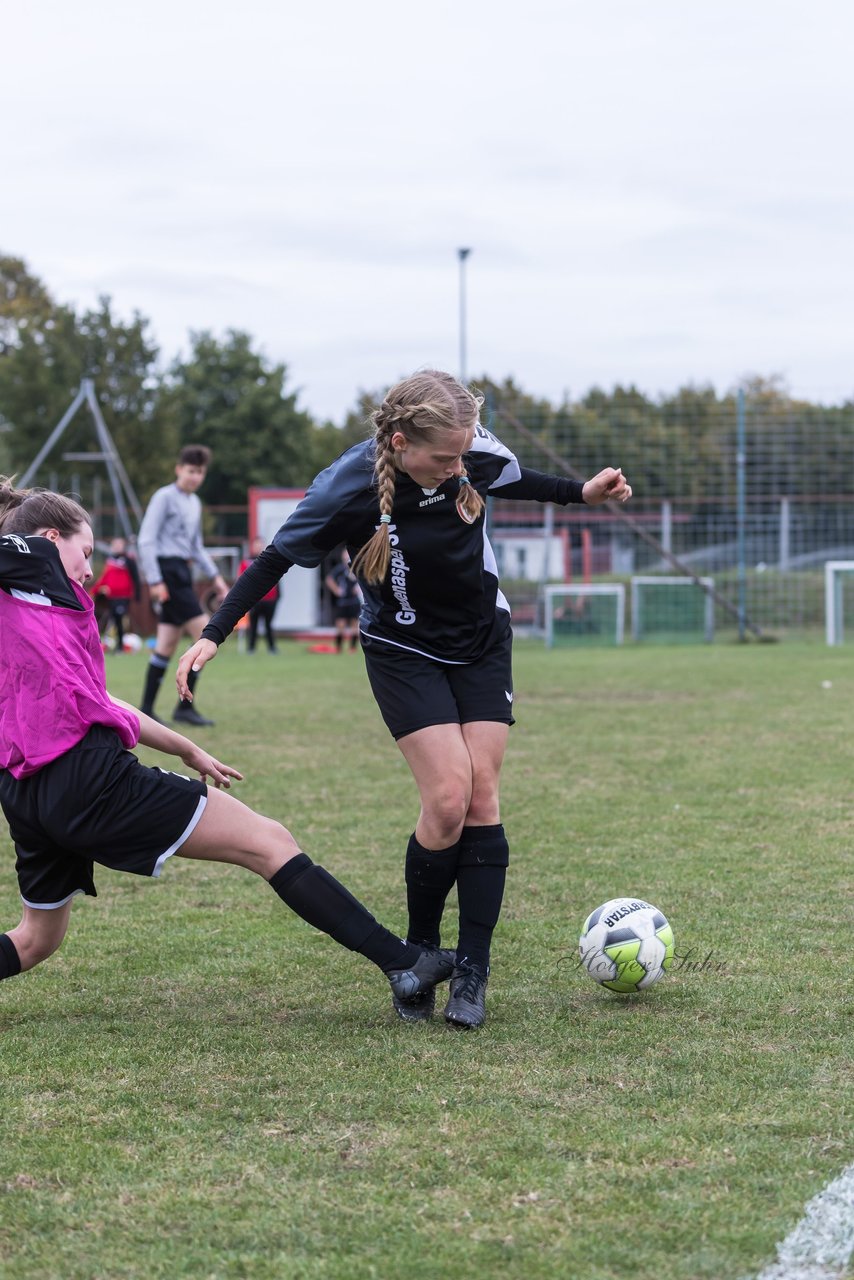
[582,467,633,505]
[176,638,218,700]
[180,743,243,789]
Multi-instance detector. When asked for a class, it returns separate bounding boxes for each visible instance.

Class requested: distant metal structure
[19,377,143,539]
[457,247,471,383]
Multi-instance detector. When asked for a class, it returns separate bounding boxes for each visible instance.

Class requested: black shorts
[361,630,515,740]
[0,726,207,909]
[157,557,206,627]
[335,602,361,622]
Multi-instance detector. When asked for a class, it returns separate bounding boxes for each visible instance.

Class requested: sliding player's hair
[0,477,91,538]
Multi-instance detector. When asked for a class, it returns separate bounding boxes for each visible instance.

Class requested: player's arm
[493,468,585,504]
[136,489,168,586]
[491,466,631,505]
[109,695,243,787]
[175,545,294,697]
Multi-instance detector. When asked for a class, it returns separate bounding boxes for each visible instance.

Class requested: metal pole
[457,247,471,383]
[736,388,747,641]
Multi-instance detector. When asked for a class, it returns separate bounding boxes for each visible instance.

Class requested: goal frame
[824,561,854,645]
[543,583,626,648]
[630,575,715,643]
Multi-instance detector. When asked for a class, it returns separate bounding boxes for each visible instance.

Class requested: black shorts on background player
[156,557,205,627]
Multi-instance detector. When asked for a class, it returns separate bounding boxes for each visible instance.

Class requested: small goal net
[543,584,625,648]
[824,561,854,645]
[630,576,715,643]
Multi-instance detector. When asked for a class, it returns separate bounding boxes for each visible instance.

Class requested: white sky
[4,0,852,421]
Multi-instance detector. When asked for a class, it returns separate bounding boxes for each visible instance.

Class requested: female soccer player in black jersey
[0,480,453,1006]
[178,370,632,1028]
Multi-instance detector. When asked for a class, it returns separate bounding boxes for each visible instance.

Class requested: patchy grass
[1,640,852,1279]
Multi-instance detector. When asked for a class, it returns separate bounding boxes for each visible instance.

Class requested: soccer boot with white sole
[386,947,455,1006]
[444,963,489,1030]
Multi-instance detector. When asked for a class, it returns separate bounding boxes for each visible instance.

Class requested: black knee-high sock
[405,833,460,948]
[455,824,510,972]
[0,934,21,980]
[268,854,418,973]
[141,652,170,713]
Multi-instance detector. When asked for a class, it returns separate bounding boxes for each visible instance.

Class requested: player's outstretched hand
[180,743,243,789]
[582,467,633,505]
[176,638,218,700]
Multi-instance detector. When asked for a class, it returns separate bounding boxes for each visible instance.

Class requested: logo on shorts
[505,690,514,703]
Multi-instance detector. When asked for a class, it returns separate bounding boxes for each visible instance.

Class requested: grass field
[1,638,852,1280]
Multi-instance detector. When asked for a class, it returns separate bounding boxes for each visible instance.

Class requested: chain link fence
[485,388,854,643]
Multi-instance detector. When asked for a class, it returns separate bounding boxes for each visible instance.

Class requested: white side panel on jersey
[483,532,511,616]
[471,425,522,490]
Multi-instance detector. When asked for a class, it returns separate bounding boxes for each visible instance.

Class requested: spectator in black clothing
[324,548,361,652]
[240,537,280,653]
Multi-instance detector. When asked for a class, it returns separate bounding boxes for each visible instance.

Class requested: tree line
[2,254,853,516]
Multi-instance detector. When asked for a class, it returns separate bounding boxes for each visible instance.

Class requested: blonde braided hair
[350,371,485,584]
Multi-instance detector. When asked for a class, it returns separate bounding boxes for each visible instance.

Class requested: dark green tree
[156,330,319,510]
[0,255,171,499]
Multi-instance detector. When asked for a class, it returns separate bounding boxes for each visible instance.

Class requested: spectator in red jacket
[91,536,140,652]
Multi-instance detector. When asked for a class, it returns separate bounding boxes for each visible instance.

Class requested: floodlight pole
[458,247,471,383]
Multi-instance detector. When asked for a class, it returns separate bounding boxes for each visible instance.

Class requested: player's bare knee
[10,925,64,971]
[245,816,300,877]
[428,786,471,841]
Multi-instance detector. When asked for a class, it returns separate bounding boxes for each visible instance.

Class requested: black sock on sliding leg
[269,854,417,973]
[0,934,21,980]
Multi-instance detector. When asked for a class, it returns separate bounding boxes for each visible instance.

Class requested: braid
[350,428,398,584]
[456,470,485,524]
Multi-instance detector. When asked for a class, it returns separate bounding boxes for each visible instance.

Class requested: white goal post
[543,584,626,648]
[824,561,854,645]
[630,575,715,642]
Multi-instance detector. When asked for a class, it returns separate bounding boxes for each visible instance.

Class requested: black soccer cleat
[386,947,455,1005]
[444,963,489,1030]
[392,984,437,1024]
[173,705,215,728]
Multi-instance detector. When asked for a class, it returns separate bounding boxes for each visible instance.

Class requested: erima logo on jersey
[4,534,30,554]
[419,493,446,508]
[386,523,415,626]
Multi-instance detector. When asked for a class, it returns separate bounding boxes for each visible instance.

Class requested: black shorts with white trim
[0,726,206,908]
[361,628,515,741]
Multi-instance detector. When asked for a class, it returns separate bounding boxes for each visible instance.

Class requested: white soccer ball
[579,897,674,993]
[122,633,143,652]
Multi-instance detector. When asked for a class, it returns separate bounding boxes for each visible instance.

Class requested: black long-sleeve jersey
[204,425,586,664]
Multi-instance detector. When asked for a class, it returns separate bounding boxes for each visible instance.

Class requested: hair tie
[379,514,391,524]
